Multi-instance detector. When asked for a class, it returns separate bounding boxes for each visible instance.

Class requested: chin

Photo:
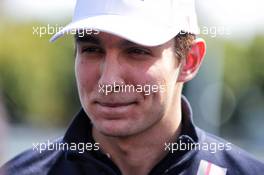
[96,121,132,137]
[93,119,144,138]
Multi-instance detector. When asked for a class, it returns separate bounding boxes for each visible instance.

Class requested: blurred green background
[0,0,264,165]
[0,21,78,126]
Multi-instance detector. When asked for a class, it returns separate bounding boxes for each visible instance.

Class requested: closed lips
[96,101,137,107]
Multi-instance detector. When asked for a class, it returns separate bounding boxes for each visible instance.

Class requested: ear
[177,38,206,82]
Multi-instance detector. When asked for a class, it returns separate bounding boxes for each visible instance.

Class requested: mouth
[94,100,138,116]
[95,101,137,108]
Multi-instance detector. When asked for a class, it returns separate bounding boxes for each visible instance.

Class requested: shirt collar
[180,95,198,142]
[63,108,94,145]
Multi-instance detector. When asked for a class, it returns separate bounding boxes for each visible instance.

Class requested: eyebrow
[75,35,101,45]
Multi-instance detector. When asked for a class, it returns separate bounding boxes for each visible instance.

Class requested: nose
[98,52,125,91]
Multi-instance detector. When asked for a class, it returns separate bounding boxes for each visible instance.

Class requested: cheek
[142,57,178,107]
[143,61,171,92]
[75,59,99,96]
[134,65,167,114]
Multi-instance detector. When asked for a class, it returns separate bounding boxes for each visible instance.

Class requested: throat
[92,121,181,175]
[108,146,165,175]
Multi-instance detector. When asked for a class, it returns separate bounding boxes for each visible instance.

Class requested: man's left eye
[127,47,151,55]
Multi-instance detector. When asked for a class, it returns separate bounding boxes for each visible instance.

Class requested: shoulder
[195,127,264,174]
[0,137,64,175]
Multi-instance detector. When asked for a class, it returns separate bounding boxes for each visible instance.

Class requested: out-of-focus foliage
[0,21,79,126]
[247,36,264,88]
[223,35,264,95]
[221,35,264,138]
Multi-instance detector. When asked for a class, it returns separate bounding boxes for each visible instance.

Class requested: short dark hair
[174,32,195,60]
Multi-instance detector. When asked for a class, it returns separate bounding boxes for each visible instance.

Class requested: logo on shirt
[197,160,227,175]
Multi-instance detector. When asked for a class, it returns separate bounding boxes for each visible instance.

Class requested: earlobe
[177,38,206,82]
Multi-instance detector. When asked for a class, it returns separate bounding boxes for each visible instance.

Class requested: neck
[92,90,182,175]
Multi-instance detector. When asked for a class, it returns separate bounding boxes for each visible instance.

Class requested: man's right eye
[81,46,104,54]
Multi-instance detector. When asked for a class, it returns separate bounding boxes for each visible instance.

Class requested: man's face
[75,32,181,137]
